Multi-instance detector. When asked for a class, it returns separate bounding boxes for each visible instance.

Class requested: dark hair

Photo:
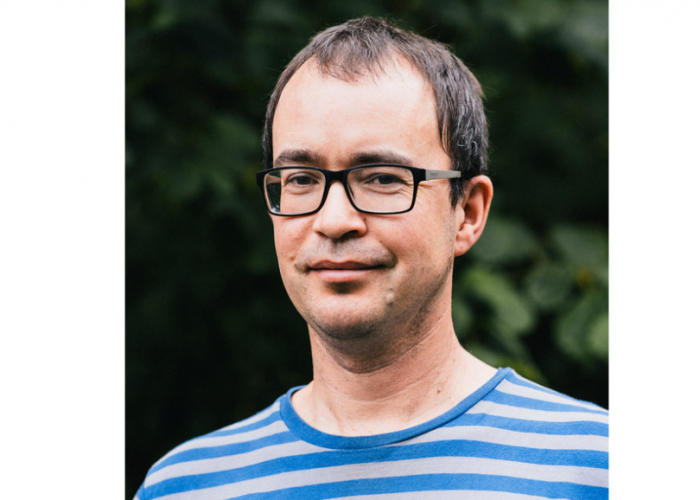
[262,17,488,206]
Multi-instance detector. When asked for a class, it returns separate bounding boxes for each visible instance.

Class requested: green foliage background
[126,0,608,495]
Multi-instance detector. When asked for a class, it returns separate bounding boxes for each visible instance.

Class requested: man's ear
[454,175,493,257]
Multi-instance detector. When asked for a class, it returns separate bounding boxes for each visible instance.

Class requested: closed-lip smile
[306,261,387,283]
[310,260,379,271]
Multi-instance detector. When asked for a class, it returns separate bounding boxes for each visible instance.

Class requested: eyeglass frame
[256,163,462,216]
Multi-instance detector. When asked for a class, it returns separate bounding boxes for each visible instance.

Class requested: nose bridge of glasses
[322,169,356,206]
[324,169,349,184]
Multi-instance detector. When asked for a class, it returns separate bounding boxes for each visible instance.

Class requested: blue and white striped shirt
[135,368,608,499]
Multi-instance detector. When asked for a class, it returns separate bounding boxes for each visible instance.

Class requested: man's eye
[367,174,404,185]
[285,174,318,186]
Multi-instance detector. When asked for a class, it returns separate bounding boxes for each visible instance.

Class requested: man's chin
[293,291,400,342]
[307,310,384,342]
[313,319,376,341]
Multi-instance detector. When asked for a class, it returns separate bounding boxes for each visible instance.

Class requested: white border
[0,2,124,498]
[610,0,700,496]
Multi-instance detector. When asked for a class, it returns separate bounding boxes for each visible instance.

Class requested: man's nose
[312,180,367,240]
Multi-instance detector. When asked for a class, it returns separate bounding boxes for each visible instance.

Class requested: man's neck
[290,310,497,437]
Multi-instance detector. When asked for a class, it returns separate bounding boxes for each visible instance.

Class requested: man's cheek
[274,228,299,262]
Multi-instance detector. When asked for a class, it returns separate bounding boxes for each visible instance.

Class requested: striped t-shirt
[135,368,608,499]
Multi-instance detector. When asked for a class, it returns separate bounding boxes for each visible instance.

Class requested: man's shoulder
[454,368,608,442]
[134,396,290,500]
[160,396,286,463]
[487,368,608,412]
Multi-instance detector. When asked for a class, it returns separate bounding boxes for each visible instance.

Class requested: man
[135,17,608,500]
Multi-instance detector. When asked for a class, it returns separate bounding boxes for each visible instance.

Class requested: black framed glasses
[256,164,461,216]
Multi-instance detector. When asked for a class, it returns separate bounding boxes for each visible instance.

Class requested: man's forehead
[271,55,446,170]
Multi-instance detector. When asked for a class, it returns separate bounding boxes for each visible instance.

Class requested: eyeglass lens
[264,166,415,215]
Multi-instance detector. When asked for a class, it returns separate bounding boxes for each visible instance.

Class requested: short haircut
[262,16,488,207]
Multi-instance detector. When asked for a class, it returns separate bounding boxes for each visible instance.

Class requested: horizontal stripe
[148,437,608,494]
[150,456,607,500]
[469,401,609,424]
[405,424,608,452]
[182,420,287,455]
[153,412,283,468]
[149,431,300,477]
[486,391,607,415]
[147,440,326,487]
[497,380,604,413]
[331,490,558,500]
[231,474,608,500]
[446,412,608,436]
[160,403,279,451]
[146,430,608,494]
[508,372,573,397]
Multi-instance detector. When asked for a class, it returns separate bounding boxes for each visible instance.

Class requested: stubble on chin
[306,256,454,374]
[308,319,399,374]
[307,300,385,342]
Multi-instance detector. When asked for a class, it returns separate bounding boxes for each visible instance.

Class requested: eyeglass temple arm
[424,169,462,180]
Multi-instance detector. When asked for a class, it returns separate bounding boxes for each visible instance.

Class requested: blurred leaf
[483,0,607,70]
[197,115,260,196]
[559,2,608,71]
[250,0,304,27]
[551,225,608,286]
[470,216,539,265]
[524,262,574,311]
[435,0,475,31]
[555,288,608,363]
[587,312,608,359]
[484,0,564,39]
[461,266,535,338]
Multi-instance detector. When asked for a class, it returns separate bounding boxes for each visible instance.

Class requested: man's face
[271,59,465,344]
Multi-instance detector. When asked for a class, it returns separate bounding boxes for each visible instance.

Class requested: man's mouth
[306,260,385,283]
[309,260,382,271]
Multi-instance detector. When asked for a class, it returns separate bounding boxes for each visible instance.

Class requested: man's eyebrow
[272,149,415,168]
[273,149,324,168]
[350,151,415,167]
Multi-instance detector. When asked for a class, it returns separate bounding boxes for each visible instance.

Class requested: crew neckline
[279,367,510,449]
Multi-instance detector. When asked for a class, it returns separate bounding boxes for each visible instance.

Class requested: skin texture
[271,57,496,436]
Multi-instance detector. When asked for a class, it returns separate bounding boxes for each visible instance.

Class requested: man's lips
[309,260,381,271]
[306,260,385,283]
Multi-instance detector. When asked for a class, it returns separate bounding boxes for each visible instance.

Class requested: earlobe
[454,175,493,257]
